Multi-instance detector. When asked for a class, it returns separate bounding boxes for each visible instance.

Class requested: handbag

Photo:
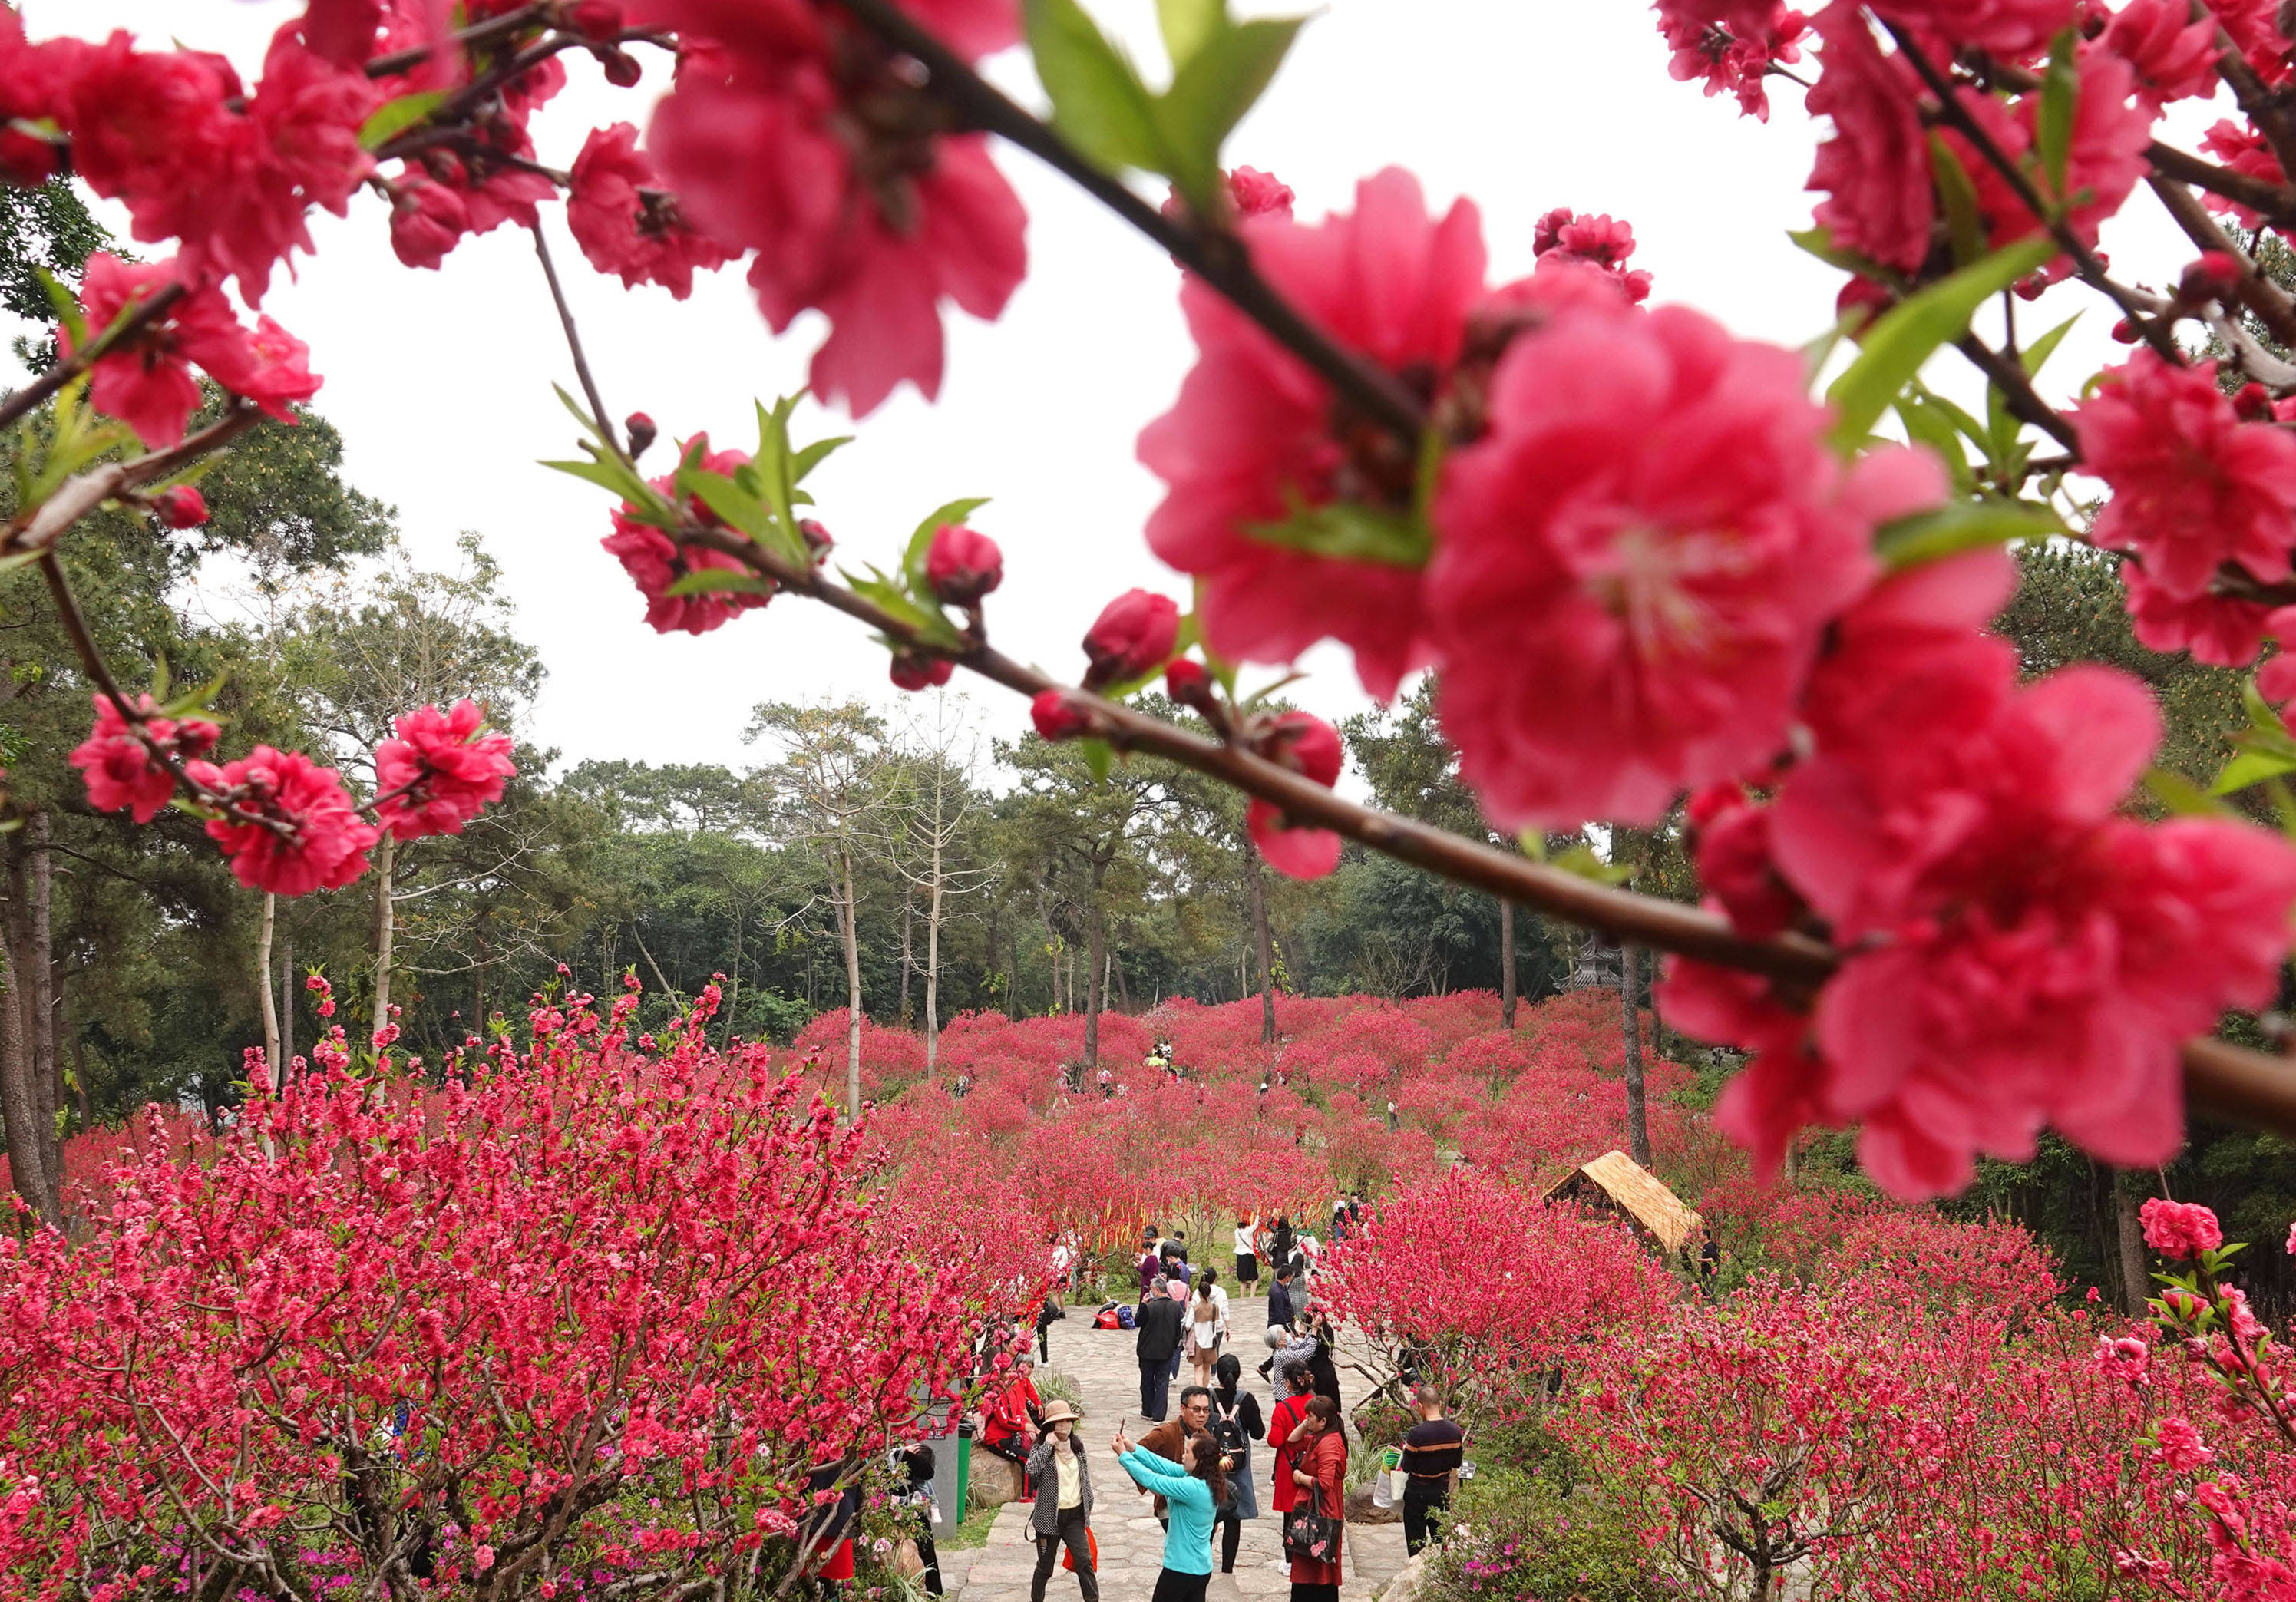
[1061,1527,1098,1572]
[1281,1505,1340,1563]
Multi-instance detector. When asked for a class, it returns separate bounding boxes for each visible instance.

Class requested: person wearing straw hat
[1027,1399,1097,1602]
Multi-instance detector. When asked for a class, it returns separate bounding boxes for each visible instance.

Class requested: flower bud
[2234,382,2275,421]
[2179,250,2243,304]
[1165,658,1210,704]
[154,487,209,529]
[800,519,834,562]
[926,524,1003,606]
[1081,590,1180,691]
[1032,689,1090,742]
[388,178,469,272]
[2110,317,2140,345]
[625,411,658,457]
[596,45,643,87]
[1252,710,1343,786]
[890,650,953,692]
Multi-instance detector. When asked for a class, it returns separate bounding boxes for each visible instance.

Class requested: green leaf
[359,89,446,151]
[1786,226,1893,284]
[1024,0,1169,174]
[1825,236,2055,453]
[2245,674,2296,741]
[1895,396,1972,492]
[791,434,854,484]
[552,384,617,457]
[1155,15,1304,206]
[681,468,774,540]
[1874,497,2061,569]
[1081,737,1114,784]
[541,455,652,504]
[1244,500,1432,569]
[2146,766,2240,818]
[159,670,230,721]
[662,569,776,599]
[1928,134,1989,269]
[2218,748,2296,795]
[2020,312,2081,378]
[33,268,82,348]
[2035,29,2080,200]
[1157,0,1227,67]
[1517,831,1548,863]
[904,496,993,600]
[1549,843,1633,886]
[844,568,965,649]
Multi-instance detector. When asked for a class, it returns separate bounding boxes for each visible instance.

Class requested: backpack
[1094,1304,1122,1330]
[1116,1303,1137,1330]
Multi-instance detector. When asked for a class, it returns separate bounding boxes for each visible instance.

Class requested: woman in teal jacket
[1110,1423,1227,1602]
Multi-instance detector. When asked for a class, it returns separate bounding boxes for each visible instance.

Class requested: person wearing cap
[1026,1399,1097,1602]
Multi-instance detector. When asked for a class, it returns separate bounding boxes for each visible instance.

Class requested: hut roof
[1543,1149,1703,1254]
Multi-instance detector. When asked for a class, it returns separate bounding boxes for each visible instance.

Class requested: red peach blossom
[1426,298,1886,831]
[2073,350,2296,600]
[1246,712,1345,880]
[69,254,321,447]
[1138,168,1485,699]
[2141,1197,2225,1259]
[567,121,735,299]
[68,694,220,824]
[601,436,774,636]
[2123,560,2276,667]
[2103,0,2221,104]
[387,176,471,270]
[924,524,1003,606]
[1871,0,2076,56]
[1943,51,2152,253]
[373,699,517,841]
[194,746,379,897]
[1805,2,1934,273]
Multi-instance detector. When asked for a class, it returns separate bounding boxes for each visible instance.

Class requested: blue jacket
[1118,1448,1214,1576]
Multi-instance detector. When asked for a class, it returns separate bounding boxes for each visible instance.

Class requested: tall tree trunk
[983,898,1003,1022]
[722,905,744,1047]
[1499,900,1518,1029]
[1620,943,1650,1167]
[1249,845,1277,1045]
[257,892,281,1080]
[369,832,397,1044]
[2116,1168,2152,1317]
[898,888,914,1026]
[925,842,945,1072]
[1113,951,1129,1011]
[1085,862,1108,1069]
[280,928,295,1074]
[0,936,52,1228]
[25,818,56,1204]
[840,846,863,1118]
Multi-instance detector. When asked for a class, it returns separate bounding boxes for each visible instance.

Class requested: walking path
[941,1296,1409,1602]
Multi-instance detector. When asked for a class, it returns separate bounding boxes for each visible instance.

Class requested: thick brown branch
[818,0,1430,448]
[2147,141,2296,227]
[2146,171,2296,353]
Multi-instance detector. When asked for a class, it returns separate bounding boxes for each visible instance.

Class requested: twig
[2146,171,2296,353]
[1888,23,2182,363]
[1952,334,2080,450]
[2204,12,2296,204]
[362,2,550,78]
[0,283,187,438]
[2146,141,2296,228]
[817,0,1429,448]
[530,223,620,458]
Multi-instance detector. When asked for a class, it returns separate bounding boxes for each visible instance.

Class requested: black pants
[1213,1510,1244,1572]
[1291,1586,1339,1602]
[1139,1356,1171,1420]
[1403,1481,1451,1556]
[1031,1507,1098,1602]
[1039,1322,1053,1361]
[1151,1569,1209,1602]
[913,1508,944,1596]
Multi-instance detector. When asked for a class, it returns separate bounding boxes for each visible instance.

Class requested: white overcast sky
[25,2,2212,777]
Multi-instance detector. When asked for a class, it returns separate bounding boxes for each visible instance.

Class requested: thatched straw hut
[1543,1149,1703,1259]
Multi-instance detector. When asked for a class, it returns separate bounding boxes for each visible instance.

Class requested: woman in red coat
[1285,1396,1346,1602]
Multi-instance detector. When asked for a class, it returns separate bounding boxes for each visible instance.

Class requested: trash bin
[953,1419,975,1524]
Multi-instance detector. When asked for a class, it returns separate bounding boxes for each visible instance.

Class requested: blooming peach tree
[0,983,1000,1600]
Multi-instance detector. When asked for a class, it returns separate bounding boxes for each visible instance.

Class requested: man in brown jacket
[1135,1386,1211,1528]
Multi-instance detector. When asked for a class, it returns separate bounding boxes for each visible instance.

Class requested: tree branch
[0,282,187,438]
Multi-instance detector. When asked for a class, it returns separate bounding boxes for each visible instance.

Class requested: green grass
[943,1501,1004,1551]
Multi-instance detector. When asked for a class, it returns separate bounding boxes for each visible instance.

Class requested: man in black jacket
[1135,1278,1185,1422]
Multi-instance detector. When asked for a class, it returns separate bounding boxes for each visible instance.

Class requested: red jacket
[980,1376,1042,1451]
[1266,1392,1313,1514]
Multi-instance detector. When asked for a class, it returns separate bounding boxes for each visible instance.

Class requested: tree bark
[1500,900,1518,1029]
[25,818,56,1206]
[1249,844,1277,1045]
[280,928,295,1074]
[257,892,281,1080]
[722,903,745,1048]
[1620,943,1650,1167]
[0,935,52,1227]
[898,887,914,1026]
[925,836,945,1072]
[2116,1168,2152,1317]
[840,844,863,1118]
[1085,859,1109,1068]
[369,831,397,1044]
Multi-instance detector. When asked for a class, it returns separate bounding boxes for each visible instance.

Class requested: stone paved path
[941,1296,1407,1602]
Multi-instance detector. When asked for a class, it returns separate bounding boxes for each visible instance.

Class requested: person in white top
[1233,1214,1260,1291]
[1050,1232,1079,1293]
[1187,1267,1231,1391]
